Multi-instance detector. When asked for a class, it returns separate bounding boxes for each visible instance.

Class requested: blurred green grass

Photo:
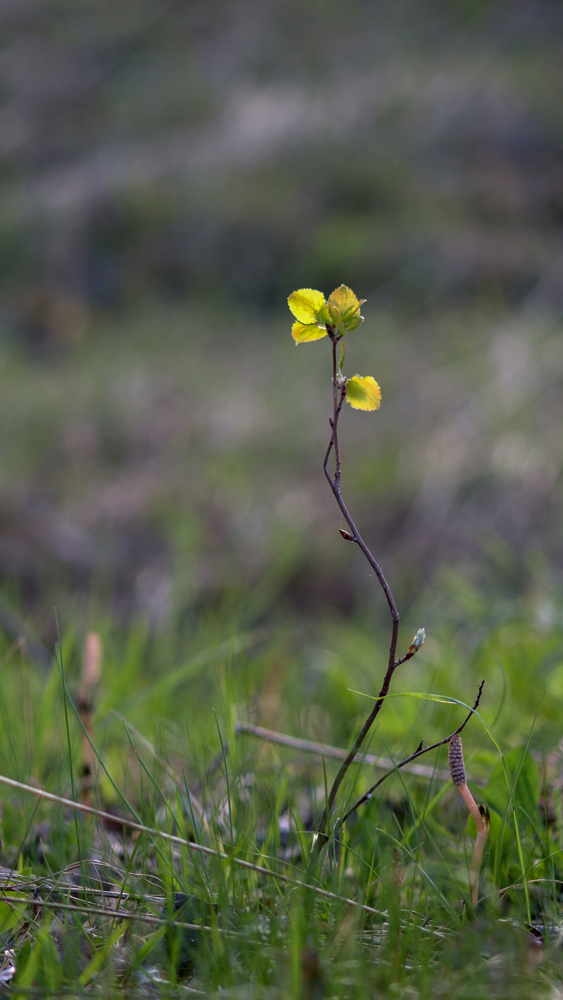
[0,577,562,994]
[0,0,562,636]
[1,297,561,633]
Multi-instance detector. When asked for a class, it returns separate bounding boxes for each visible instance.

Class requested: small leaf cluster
[288,285,365,342]
[288,285,381,411]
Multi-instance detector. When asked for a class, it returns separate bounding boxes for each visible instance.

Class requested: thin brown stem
[331,334,342,482]
[316,333,401,841]
[332,680,485,836]
[394,649,417,668]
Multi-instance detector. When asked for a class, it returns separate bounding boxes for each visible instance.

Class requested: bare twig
[332,680,485,835]
[393,651,416,668]
[316,332,401,839]
[307,314,484,860]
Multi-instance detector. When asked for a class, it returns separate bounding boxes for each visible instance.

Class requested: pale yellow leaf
[288,288,326,325]
[292,321,328,344]
[345,375,381,411]
[328,285,360,315]
[328,285,365,332]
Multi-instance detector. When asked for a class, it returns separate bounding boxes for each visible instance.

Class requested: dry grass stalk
[77,631,102,806]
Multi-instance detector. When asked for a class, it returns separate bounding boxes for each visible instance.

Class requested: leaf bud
[412,628,425,648]
[406,628,426,656]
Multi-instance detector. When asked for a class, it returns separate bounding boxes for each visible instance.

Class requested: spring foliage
[288,284,381,411]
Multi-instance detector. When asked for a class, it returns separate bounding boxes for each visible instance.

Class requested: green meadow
[0,298,561,997]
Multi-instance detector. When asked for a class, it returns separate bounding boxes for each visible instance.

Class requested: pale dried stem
[470,814,490,907]
[78,631,102,807]
[456,782,489,907]
[235,721,451,781]
[458,782,484,832]
[0,771,387,919]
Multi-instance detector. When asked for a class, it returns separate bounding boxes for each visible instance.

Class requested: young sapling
[288,285,484,853]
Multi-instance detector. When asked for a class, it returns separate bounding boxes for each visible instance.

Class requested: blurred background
[0,0,562,662]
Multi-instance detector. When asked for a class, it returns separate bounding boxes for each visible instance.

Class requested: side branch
[333,680,485,835]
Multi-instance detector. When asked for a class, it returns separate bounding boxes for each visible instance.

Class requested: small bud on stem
[394,628,426,667]
[407,628,426,656]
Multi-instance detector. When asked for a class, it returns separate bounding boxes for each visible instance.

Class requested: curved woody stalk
[316,331,401,841]
[287,285,483,852]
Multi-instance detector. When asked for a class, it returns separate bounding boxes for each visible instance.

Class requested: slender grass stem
[214,710,234,846]
[0,771,388,919]
[513,808,531,923]
[0,893,216,932]
[54,610,85,892]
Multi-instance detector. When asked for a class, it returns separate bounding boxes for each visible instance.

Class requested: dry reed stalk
[77,631,102,806]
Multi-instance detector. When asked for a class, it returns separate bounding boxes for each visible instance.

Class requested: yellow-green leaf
[345,375,381,411]
[327,302,347,335]
[288,288,326,325]
[292,321,328,344]
[328,285,365,333]
[343,310,364,332]
[328,285,359,315]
